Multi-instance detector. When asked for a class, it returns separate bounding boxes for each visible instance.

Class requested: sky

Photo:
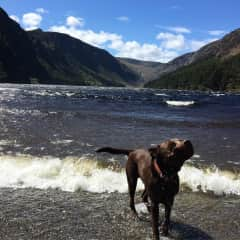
[1,0,240,63]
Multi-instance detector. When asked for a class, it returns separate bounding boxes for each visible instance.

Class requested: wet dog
[97,139,194,240]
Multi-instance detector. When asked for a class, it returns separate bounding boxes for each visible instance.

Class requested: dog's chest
[148,177,179,203]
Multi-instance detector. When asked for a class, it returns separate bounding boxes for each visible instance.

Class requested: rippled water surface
[0,84,240,239]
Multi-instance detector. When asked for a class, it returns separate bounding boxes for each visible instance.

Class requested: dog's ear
[158,141,177,159]
[166,141,177,158]
[181,140,194,160]
[149,142,175,159]
[166,140,194,162]
[148,146,160,159]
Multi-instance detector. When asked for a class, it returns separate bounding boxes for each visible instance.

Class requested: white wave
[166,100,195,106]
[24,90,63,97]
[227,161,240,165]
[0,87,19,91]
[51,139,73,145]
[0,140,14,146]
[155,93,169,96]
[0,108,42,116]
[66,92,75,97]
[179,165,240,195]
[0,154,239,196]
[36,92,55,97]
[0,154,144,193]
[212,93,225,97]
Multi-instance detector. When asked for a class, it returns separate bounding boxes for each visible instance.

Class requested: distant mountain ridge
[0,7,139,86]
[145,29,240,91]
[118,53,194,84]
[1,6,240,91]
[117,58,164,85]
[27,29,139,86]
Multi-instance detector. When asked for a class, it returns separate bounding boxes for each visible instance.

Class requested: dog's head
[149,139,194,175]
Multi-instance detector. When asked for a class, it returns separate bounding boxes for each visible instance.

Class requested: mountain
[145,29,240,91]
[27,30,140,86]
[1,6,240,91]
[118,53,194,85]
[0,8,48,83]
[0,7,138,86]
[117,58,164,85]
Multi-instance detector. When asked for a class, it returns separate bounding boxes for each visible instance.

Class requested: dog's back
[127,149,153,182]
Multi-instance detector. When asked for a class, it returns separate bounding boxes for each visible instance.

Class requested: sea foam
[0,154,239,195]
[180,165,240,195]
[0,154,143,193]
[166,100,195,106]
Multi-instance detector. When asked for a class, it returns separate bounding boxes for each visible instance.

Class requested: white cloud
[189,38,218,51]
[66,16,85,28]
[167,26,191,34]
[10,15,20,23]
[156,31,218,52]
[116,16,129,22]
[189,40,207,51]
[49,16,220,63]
[114,41,178,62]
[156,32,185,50]
[108,39,178,62]
[108,38,124,50]
[156,26,191,34]
[49,25,121,47]
[22,12,42,30]
[208,30,225,36]
[49,18,178,62]
[36,8,48,14]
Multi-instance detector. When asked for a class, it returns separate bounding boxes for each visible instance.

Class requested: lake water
[0,84,239,239]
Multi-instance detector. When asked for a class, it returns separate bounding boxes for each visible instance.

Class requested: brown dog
[97,139,194,240]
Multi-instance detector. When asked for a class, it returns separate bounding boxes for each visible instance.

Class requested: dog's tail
[96,147,132,155]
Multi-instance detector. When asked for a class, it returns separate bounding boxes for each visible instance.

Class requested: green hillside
[146,29,240,91]
[0,7,138,86]
[145,54,240,91]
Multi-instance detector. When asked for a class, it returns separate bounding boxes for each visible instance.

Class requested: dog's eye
[168,141,176,151]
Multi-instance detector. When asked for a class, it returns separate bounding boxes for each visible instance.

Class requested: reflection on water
[0,84,240,168]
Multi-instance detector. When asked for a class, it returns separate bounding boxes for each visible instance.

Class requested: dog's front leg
[151,202,160,240]
[142,188,152,212]
[161,203,172,236]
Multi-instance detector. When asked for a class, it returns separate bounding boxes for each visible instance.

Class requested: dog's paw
[127,209,139,221]
[160,223,169,236]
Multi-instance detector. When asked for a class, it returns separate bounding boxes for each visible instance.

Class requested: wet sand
[0,188,239,240]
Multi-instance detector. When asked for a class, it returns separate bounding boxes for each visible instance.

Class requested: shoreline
[0,83,240,94]
[0,188,239,240]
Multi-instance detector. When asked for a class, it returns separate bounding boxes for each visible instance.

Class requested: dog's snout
[184,140,191,145]
[183,140,194,159]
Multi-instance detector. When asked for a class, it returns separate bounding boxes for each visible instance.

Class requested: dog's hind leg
[126,173,138,214]
[126,161,138,215]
